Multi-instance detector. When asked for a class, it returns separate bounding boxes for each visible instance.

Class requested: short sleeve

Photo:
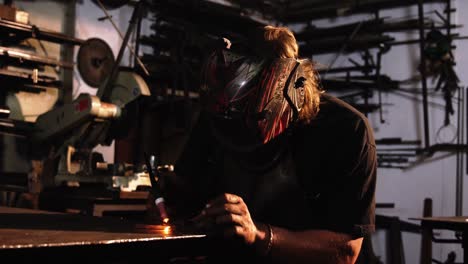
[319,118,377,237]
[295,114,377,238]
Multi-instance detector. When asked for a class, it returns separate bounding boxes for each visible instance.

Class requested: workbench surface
[0,206,208,262]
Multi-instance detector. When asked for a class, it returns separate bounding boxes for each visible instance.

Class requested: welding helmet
[200,49,307,152]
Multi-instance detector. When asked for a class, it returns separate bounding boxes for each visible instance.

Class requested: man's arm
[197,193,364,264]
[255,224,363,264]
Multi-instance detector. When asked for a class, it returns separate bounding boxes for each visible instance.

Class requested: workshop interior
[0,0,467,263]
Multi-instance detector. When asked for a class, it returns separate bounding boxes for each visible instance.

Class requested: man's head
[260,25,299,59]
[200,25,321,151]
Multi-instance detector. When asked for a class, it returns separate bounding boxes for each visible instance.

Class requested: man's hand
[193,193,261,245]
[222,37,232,49]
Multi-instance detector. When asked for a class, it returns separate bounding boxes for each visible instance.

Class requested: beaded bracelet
[265,223,274,257]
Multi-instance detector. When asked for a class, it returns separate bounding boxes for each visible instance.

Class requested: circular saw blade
[91,0,130,10]
[77,38,115,88]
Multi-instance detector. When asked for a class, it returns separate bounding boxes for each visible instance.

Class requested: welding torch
[144,153,169,224]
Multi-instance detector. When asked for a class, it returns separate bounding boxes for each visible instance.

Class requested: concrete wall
[308,2,466,263]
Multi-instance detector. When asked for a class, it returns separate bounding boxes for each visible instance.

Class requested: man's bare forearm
[255,225,363,264]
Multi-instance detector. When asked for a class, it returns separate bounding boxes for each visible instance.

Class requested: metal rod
[134,8,143,73]
[61,0,76,105]
[96,0,149,76]
[322,20,365,78]
[456,86,464,216]
[377,165,408,169]
[378,148,420,152]
[418,0,430,150]
[389,33,465,46]
[446,0,451,37]
[99,0,143,101]
[461,85,465,212]
[0,108,10,118]
[456,83,461,215]
[377,153,417,157]
[316,65,376,74]
[376,138,422,145]
[0,18,84,45]
[452,0,462,216]
[466,88,468,176]
[0,46,74,68]
[376,48,385,123]
[283,0,447,22]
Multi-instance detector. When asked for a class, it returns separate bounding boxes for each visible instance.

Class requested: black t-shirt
[173,93,377,263]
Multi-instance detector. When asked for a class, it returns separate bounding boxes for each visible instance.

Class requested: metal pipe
[377,153,417,157]
[375,138,421,145]
[99,0,143,102]
[61,0,76,105]
[96,0,149,76]
[316,65,376,74]
[295,18,439,40]
[300,34,394,56]
[376,48,385,123]
[461,85,465,212]
[456,84,461,215]
[466,87,468,176]
[446,0,451,37]
[0,107,10,118]
[134,9,143,72]
[418,0,430,150]
[389,33,461,46]
[456,85,464,216]
[451,0,463,216]
[283,0,447,22]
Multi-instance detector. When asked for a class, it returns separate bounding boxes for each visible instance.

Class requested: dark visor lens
[201,50,265,116]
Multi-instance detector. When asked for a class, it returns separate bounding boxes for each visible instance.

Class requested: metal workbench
[0,206,209,263]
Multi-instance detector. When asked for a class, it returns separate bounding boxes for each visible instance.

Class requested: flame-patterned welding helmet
[200,49,307,152]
